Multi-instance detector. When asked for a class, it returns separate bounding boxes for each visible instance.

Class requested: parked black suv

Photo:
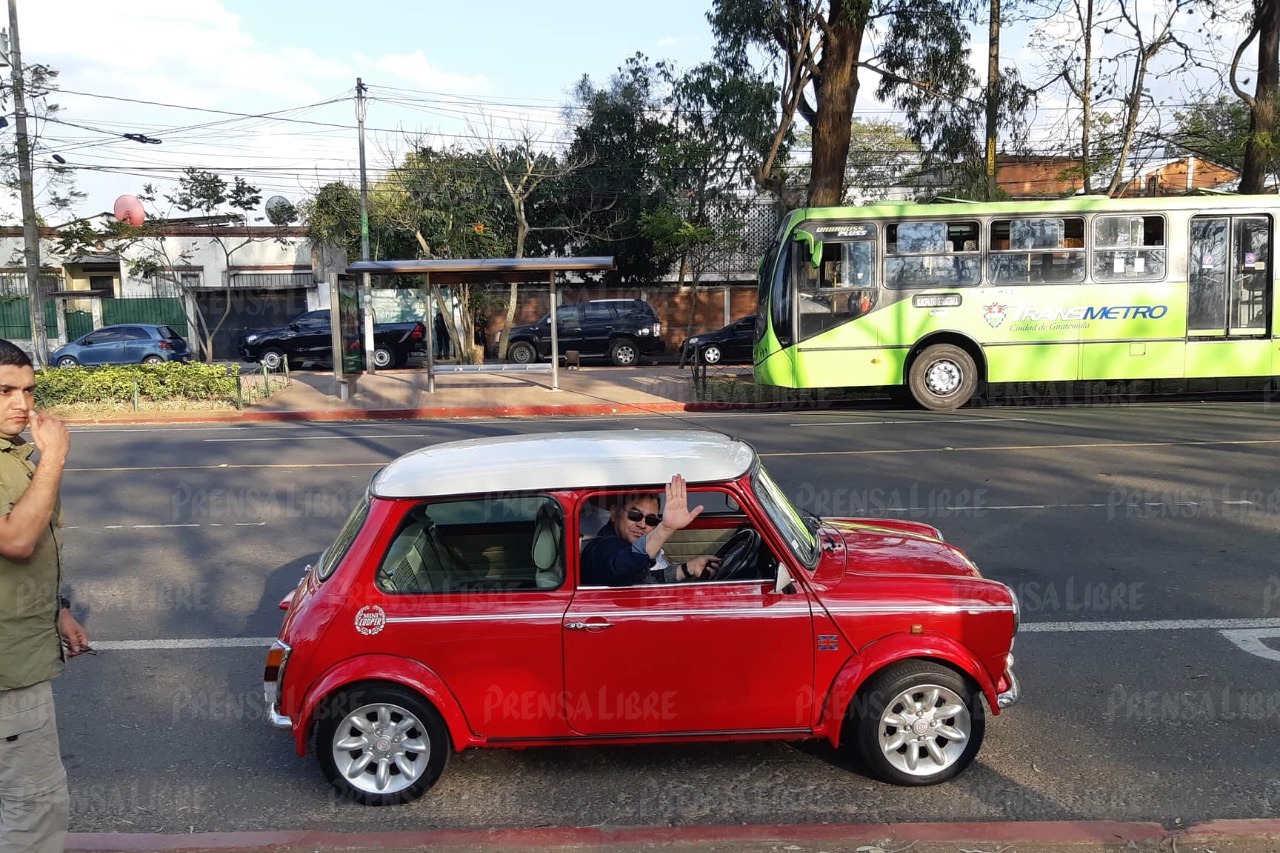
[240,310,426,370]
[501,298,664,366]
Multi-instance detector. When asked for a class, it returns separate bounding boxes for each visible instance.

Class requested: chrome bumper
[267,703,293,730]
[996,657,1021,709]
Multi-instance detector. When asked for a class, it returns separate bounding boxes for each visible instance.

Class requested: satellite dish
[264,195,297,225]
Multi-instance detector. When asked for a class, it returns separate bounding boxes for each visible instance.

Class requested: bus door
[1187,215,1272,378]
[1188,215,1271,337]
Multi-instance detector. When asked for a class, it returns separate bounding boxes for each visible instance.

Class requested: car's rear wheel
[56,356,79,368]
[507,341,536,364]
[142,355,164,365]
[372,346,394,369]
[317,685,449,806]
[853,660,984,786]
[609,338,639,367]
[259,348,285,370]
[699,344,723,365]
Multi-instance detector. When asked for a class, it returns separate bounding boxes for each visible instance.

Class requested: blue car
[52,324,192,367]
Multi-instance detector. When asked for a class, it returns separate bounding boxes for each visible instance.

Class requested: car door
[77,328,125,365]
[580,303,616,357]
[116,326,153,362]
[549,304,583,357]
[563,499,815,736]
[725,317,757,362]
[292,311,332,361]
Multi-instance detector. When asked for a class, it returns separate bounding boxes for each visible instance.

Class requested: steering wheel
[710,527,762,581]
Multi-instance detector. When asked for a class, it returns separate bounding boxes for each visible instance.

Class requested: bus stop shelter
[340,256,614,394]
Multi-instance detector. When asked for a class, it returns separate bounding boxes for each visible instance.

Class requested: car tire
[317,684,450,806]
[259,349,285,371]
[699,344,722,365]
[907,344,978,411]
[372,347,394,369]
[852,660,985,786]
[56,356,79,368]
[507,341,537,364]
[142,355,164,365]
[609,338,639,367]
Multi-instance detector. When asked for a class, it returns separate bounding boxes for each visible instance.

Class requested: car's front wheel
[259,348,286,370]
[853,660,985,786]
[507,341,537,364]
[609,338,639,366]
[317,685,450,806]
[699,344,723,365]
[56,356,79,368]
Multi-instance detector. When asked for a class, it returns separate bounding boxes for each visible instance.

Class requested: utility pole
[355,77,376,373]
[6,0,48,366]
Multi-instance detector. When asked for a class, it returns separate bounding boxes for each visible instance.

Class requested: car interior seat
[378,519,429,592]
[531,501,565,589]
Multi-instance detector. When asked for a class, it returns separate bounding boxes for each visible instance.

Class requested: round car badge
[354,605,386,636]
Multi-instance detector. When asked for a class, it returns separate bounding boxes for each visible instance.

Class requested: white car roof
[370,429,757,499]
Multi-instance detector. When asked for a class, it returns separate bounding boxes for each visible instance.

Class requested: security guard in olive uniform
[0,339,88,853]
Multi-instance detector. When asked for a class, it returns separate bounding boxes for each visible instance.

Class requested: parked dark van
[501,298,664,366]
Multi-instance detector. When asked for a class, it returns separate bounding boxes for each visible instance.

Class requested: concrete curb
[63,818,1280,852]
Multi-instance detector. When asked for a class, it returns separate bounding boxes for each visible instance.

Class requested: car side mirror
[288,323,301,331]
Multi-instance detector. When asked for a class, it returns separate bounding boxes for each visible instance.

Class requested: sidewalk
[63,818,1280,853]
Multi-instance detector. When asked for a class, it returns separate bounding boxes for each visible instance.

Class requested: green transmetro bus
[753,195,1277,410]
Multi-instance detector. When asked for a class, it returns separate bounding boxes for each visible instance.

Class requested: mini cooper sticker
[354,605,386,636]
[984,303,1007,328]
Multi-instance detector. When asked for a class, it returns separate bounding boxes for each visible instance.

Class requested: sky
[8,1,1253,225]
[12,0,718,222]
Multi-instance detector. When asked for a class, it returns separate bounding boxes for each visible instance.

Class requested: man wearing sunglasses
[580,474,721,587]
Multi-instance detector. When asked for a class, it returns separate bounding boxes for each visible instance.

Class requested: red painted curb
[58,401,797,426]
[63,818,1280,852]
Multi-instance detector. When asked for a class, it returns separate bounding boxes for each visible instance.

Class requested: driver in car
[580,474,721,586]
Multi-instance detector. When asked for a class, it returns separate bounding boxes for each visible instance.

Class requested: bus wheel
[909,344,977,411]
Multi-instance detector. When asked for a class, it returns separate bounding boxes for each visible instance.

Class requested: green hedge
[36,362,241,406]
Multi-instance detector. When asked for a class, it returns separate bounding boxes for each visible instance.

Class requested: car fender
[813,631,999,747]
[294,654,475,756]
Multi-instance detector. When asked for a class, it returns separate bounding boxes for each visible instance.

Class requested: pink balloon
[113,195,145,227]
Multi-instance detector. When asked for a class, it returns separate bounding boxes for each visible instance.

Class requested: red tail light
[411,323,424,340]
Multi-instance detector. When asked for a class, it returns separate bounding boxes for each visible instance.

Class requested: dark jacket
[580,522,677,586]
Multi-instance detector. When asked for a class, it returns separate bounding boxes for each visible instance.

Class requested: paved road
[50,403,1280,833]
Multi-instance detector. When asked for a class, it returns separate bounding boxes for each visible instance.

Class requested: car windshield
[751,466,818,568]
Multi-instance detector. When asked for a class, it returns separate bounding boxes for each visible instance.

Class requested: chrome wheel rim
[924,359,962,396]
[332,702,430,795]
[615,345,636,365]
[57,357,76,368]
[511,345,532,363]
[877,682,971,776]
[702,346,721,364]
[372,349,392,368]
[261,352,282,370]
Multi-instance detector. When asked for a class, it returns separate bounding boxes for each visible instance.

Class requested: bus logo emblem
[984,303,1007,328]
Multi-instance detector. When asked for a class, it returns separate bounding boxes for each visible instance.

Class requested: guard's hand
[58,609,90,657]
[29,412,70,462]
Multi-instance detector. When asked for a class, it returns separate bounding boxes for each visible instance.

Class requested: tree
[708,0,1006,206]
[834,119,923,202]
[1170,96,1255,170]
[0,63,83,230]
[1232,0,1280,192]
[562,55,681,285]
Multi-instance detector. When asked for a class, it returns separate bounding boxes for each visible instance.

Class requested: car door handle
[565,620,613,630]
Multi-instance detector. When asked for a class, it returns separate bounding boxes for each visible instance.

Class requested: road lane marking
[1219,629,1280,661]
[762,438,1280,457]
[90,617,1280,650]
[202,433,433,442]
[788,418,1029,427]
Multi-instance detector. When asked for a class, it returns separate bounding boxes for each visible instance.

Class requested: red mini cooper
[264,430,1020,805]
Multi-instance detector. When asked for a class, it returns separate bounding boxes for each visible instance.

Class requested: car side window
[376,495,565,594]
[84,329,122,344]
[120,327,151,340]
[583,304,614,323]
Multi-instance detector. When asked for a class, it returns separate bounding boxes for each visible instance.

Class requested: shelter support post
[549,271,560,391]
[424,273,435,393]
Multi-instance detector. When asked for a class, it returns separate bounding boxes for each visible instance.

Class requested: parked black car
[240,310,426,369]
[500,298,664,366]
[680,315,757,366]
